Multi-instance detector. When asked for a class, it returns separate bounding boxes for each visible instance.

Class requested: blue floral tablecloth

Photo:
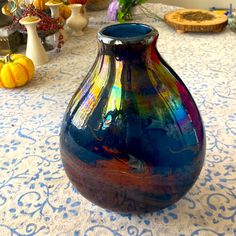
[0,3,236,236]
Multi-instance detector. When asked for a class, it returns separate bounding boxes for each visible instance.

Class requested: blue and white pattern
[0,3,235,235]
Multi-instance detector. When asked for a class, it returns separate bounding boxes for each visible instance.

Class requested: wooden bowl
[164,9,228,33]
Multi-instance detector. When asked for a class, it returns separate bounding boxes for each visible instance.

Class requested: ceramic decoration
[45,0,63,18]
[66,4,87,36]
[81,5,89,31]
[0,54,34,89]
[60,23,206,213]
[45,0,66,46]
[19,16,48,66]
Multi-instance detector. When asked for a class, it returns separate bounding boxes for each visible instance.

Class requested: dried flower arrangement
[3,0,64,49]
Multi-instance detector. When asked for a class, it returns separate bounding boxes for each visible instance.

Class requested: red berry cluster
[11,5,64,50]
[12,5,63,34]
[56,31,64,52]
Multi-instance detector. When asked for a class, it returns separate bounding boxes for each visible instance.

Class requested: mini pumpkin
[0,54,35,89]
[33,0,49,11]
[59,4,71,20]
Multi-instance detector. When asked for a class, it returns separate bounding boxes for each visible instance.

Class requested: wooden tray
[164,9,228,33]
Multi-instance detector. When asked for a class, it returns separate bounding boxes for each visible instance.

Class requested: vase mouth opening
[98,23,158,45]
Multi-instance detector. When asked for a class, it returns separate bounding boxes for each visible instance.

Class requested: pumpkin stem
[4,54,12,63]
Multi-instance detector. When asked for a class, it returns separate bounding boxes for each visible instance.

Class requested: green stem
[4,54,12,63]
[138,5,163,21]
[118,0,137,22]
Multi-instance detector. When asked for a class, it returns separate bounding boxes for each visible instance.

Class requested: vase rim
[98,23,158,45]
[45,1,63,6]
[68,3,83,8]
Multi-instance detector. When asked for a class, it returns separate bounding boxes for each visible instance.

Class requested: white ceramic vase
[19,16,48,66]
[45,2,62,18]
[46,1,67,44]
[82,5,89,31]
[66,4,87,36]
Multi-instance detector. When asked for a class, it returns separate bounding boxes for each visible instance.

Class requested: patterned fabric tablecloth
[0,3,236,236]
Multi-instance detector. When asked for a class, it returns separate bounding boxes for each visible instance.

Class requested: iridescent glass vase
[60,23,206,213]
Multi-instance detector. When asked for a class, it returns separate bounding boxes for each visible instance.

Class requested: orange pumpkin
[59,4,71,20]
[33,0,49,10]
[0,54,35,89]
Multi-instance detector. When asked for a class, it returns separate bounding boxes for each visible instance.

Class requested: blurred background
[153,0,232,9]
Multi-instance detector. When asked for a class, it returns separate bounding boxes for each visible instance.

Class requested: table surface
[0,3,236,236]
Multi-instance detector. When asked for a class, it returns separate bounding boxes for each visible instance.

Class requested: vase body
[47,4,61,18]
[19,18,48,66]
[46,2,64,48]
[66,4,87,36]
[82,5,89,30]
[60,23,206,213]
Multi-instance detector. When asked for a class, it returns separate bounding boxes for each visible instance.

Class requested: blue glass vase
[60,23,206,213]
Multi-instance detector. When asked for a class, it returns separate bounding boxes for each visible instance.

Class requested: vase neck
[97,23,158,61]
[24,23,38,34]
[50,6,60,18]
[98,35,158,61]
[98,23,158,44]
[70,5,82,14]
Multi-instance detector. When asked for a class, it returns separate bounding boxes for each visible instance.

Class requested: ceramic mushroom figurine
[19,15,48,65]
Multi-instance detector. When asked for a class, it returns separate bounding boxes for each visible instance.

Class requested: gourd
[33,0,49,11]
[59,4,71,20]
[0,54,35,89]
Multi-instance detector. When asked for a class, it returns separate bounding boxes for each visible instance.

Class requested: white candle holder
[19,16,48,66]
